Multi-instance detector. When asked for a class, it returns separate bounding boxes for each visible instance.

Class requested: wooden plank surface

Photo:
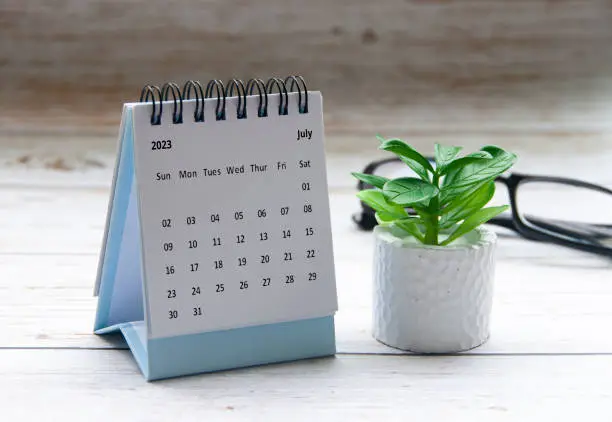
[2,0,612,153]
[1,148,610,354]
[2,351,612,421]
[3,251,612,354]
[5,0,612,103]
[0,150,610,419]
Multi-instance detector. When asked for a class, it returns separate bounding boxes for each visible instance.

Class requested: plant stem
[424,173,440,245]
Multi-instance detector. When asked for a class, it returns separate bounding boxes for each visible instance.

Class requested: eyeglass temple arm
[522,216,612,241]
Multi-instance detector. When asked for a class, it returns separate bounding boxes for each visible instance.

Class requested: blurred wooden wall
[1,0,612,152]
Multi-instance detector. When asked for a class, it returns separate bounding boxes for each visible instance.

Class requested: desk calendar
[93,76,338,381]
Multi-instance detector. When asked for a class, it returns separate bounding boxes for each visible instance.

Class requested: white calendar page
[131,92,338,339]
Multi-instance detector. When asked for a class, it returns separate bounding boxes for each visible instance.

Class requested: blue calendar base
[95,316,336,381]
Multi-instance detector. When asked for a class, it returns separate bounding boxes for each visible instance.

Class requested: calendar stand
[93,77,338,381]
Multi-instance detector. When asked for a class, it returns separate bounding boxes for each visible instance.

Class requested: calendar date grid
[157,203,322,322]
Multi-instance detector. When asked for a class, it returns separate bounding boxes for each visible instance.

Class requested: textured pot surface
[372,226,497,353]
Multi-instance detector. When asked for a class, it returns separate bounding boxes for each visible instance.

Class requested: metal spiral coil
[139,75,309,125]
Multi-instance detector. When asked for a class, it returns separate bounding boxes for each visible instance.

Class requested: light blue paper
[95,108,144,331]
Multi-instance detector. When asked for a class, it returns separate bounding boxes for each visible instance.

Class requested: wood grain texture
[3,251,612,354]
[0,139,611,414]
[1,153,610,353]
[2,351,612,421]
[2,0,612,152]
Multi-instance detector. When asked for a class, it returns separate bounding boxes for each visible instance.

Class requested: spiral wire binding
[161,82,183,124]
[205,79,226,121]
[284,75,308,114]
[181,80,204,122]
[139,84,162,125]
[245,78,268,117]
[226,79,247,119]
[265,77,289,116]
[138,75,308,125]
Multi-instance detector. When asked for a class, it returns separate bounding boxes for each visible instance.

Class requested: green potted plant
[352,136,518,353]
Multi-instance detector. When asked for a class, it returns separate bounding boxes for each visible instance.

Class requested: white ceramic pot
[372,224,497,353]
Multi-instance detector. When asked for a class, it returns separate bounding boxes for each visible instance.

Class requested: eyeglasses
[352,156,612,258]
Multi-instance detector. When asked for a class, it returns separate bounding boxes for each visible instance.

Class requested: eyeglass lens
[516,180,612,246]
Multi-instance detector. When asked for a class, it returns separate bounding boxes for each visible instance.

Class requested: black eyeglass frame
[353,156,612,258]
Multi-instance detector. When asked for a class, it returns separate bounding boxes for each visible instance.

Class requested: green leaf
[440,183,488,216]
[440,151,493,196]
[468,151,494,159]
[376,135,430,181]
[399,157,431,182]
[375,211,397,225]
[452,151,516,188]
[394,218,425,243]
[351,172,389,190]
[440,180,495,216]
[378,138,435,174]
[441,151,517,204]
[382,177,439,206]
[480,145,506,158]
[440,155,491,177]
[439,181,496,229]
[434,144,462,173]
[440,205,508,246]
[356,189,407,218]
[439,146,499,186]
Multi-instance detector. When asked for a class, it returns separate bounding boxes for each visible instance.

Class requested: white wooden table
[1,135,611,421]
